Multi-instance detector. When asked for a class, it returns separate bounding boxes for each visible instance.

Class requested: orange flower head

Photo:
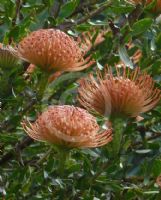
[128,0,161,12]
[22,105,112,148]
[78,67,160,118]
[17,29,94,73]
[0,43,19,69]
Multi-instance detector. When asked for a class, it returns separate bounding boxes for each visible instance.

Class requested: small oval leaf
[131,18,153,36]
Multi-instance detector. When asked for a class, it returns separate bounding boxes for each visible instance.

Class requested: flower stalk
[111,117,125,156]
[37,72,50,102]
[57,147,69,176]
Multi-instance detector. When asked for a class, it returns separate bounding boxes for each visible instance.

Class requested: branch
[123,176,144,183]
[8,0,22,44]
[108,19,120,36]
[50,1,62,19]
[69,0,100,18]
[90,160,113,183]
[57,1,112,30]
[12,0,22,27]
[0,98,37,132]
[75,2,112,25]
[0,136,33,166]
[120,4,143,44]
[133,132,161,147]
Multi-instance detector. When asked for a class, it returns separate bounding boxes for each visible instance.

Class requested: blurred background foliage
[0,0,161,199]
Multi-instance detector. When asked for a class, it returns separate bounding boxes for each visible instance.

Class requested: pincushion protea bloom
[128,0,161,12]
[22,105,112,148]
[78,67,160,118]
[0,43,19,68]
[17,29,95,73]
[21,29,106,83]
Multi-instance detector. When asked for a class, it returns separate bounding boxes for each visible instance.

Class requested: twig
[36,147,53,165]
[120,4,143,44]
[69,0,99,18]
[50,1,61,19]
[108,19,120,36]
[0,98,37,132]
[133,132,161,147]
[0,136,33,166]
[12,0,21,27]
[123,176,144,183]
[90,160,113,183]
[128,4,143,26]
[75,2,112,25]
[57,1,112,30]
[72,159,113,199]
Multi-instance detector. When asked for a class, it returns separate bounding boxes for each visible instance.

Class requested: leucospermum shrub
[0,0,161,199]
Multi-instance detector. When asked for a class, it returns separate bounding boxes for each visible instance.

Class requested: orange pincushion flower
[17,29,94,73]
[78,67,160,118]
[22,105,112,148]
[128,0,161,12]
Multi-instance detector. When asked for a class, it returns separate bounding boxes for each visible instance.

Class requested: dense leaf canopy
[0,0,161,199]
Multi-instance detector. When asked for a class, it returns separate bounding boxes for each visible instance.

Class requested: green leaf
[152,160,161,176]
[156,32,161,50]
[143,191,159,194]
[144,0,157,11]
[131,18,153,36]
[96,61,103,70]
[58,0,79,20]
[135,149,152,154]
[118,46,133,69]
[110,5,133,14]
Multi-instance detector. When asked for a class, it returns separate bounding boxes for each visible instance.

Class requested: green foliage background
[0,0,161,199]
